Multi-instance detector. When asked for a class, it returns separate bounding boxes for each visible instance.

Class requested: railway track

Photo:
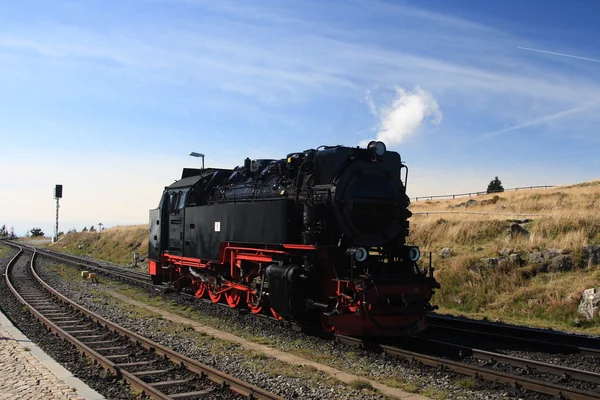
[426,313,600,355]
[4,245,282,400]
[338,335,600,400]
[31,245,152,286]
[10,241,600,399]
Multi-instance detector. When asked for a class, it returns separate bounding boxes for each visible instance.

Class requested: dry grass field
[409,180,600,333]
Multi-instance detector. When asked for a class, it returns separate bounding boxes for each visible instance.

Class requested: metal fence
[412,185,554,202]
[411,211,548,217]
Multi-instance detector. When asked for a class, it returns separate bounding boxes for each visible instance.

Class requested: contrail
[482,101,600,139]
[517,46,600,63]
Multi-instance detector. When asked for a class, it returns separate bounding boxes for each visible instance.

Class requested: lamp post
[189,152,205,169]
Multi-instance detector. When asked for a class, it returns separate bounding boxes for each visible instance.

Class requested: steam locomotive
[148,141,439,337]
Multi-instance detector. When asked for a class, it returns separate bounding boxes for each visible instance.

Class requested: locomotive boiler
[148,141,439,337]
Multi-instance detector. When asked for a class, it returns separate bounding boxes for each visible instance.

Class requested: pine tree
[487,176,504,194]
[30,228,44,237]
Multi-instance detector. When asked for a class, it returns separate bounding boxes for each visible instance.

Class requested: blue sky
[1,0,599,237]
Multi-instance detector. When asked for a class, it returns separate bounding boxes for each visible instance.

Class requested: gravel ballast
[30,250,560,400]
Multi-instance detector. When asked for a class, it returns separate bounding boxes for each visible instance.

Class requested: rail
[413,185,555,202]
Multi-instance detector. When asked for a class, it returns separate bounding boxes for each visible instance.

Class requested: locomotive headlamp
[409,247,421,262]
[347,247,368,262]
[354,247,368,262]
[367,141,386,156]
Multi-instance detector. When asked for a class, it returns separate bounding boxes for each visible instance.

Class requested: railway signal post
[53,184,62,243]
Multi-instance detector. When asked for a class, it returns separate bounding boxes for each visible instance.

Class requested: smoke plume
[360,86,442,147]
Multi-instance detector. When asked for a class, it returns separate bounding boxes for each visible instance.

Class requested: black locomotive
[148,141,439,337]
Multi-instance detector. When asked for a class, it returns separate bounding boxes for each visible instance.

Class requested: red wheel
[207,286,222,303]
[192,281,206,299]
[246,291,263,314]
[225,289,242,308]
[270,308,283,321]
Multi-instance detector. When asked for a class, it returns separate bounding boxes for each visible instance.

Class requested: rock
[465,199,477,207]
[510,224,529,238]
[496,205,506,210]
[542,248,562,259]
[468,265,483,277]
[499,248,513,258]
[529,249,563,264]
[508,218,532,224]
[481,195,501,205]
[547,255,573,272]
[578,288,600,320]
[440,248,453,258]
[480,257,499,268]
[529,251,544,264]
[509,253,522,265]
[583,245,600,266]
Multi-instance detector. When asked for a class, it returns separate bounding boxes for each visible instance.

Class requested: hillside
[44,180,600,334]
[409,180,600,333]
[49,225,149,268]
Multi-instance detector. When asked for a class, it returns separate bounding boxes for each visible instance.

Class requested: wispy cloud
[517,46,600,63]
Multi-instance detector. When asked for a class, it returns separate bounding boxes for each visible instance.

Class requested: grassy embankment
[48,225,149,268]
[46,181,600,334]
[0,243,11,257]
[409,180,600,333]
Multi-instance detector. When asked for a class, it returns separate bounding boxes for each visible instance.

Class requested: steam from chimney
[360,86,442,147]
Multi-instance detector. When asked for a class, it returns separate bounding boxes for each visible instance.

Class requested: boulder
[542,248,563,259]
[510,224,530,238]
[578,288,600,320]
[468,265,483,277]
[465,199,477,207]
[547,255,574,272]
[529,249,562,264]
[481,195,501,206]
[529,251,544,264]
[583,246,600,266]
[499,248,513,258]
[480,257,499,268]
[509,253,522,265]
[440,248,453,258]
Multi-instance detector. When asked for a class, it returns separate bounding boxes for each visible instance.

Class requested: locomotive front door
[167,189,187,255]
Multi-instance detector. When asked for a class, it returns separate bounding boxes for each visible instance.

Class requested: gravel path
[32,251,556,400]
